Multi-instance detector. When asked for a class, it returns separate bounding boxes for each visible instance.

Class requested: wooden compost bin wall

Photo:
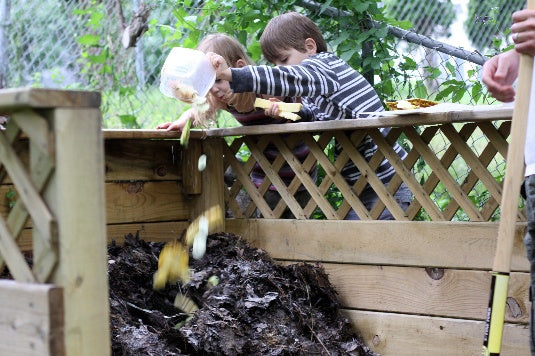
[101,107,529,356]
[0,88,110,356]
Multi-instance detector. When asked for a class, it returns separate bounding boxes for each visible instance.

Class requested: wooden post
[192,138,225,233]
[48,105,110,355]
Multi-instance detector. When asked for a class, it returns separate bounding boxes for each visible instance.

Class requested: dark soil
[108,233,376,356]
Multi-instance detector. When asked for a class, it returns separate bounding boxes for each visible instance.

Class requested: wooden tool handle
[493,0,535,272]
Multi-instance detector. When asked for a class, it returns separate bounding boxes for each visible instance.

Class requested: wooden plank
[226,219,529,271]
[323,263,528,322]
[105,181,190,224]
[0,88,100,109]
[181,139,202,194]
[48,107,110,355]
[16,222,193,253]
[107,221,190,245]
[192,138,225,233]
[199,110,512,137]
[105,139,180,181]
[0,280,64,356]
[345,310,529,356]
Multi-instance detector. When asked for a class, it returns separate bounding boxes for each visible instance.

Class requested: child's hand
[207,52,232,81]
[264,98,281,118]
[156,109,194,131]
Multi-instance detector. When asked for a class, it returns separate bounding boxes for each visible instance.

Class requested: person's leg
[524,175,535,355]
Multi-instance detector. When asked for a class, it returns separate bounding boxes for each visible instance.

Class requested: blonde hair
[197,34,256,118]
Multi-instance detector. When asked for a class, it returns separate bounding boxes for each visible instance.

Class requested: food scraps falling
[385,98,438,111]
[153,205,224,290]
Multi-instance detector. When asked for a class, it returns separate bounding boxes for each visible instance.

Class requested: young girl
[157,33,314,218]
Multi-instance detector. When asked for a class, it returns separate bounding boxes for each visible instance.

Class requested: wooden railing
[201,105,519,222]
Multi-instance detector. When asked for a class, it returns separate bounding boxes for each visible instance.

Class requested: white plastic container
[159,47,216,99]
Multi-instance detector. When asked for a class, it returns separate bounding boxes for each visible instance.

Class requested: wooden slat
[105,139,181,181]
[0,87,100,109]
[271,135,314,218]
[302,133,370,220]
[245,136,307,219]
[107,221,190,244]
[200,108,512,137]
[0,131,56,244]
[479,121,510,159]
[345,310,528,356]
[0,215,36,282]
[181,139,202,194]
[12,110,53,158]
[0,280,64,356]
[222,143,275,218]
[443,122,511,221]
[323,263,528,322]
[191,138,225,233]
[404,126,484,221]
[440,124,504,211]
[226,219,528,271]
[334,131,408,220]
[272,135,337,219]
[105,181,190,224]
[368,129,444,220]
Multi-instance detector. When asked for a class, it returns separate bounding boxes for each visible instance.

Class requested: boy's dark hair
[260,12,328,63]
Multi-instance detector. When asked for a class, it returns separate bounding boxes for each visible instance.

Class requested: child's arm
[156,108,195,131]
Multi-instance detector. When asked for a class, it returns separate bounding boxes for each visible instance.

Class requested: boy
[210,11,411,220]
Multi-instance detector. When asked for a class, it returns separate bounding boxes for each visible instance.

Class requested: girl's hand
[156,109,194,131]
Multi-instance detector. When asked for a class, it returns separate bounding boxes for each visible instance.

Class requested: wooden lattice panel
[0,110,57,283]
[222,119,517,222]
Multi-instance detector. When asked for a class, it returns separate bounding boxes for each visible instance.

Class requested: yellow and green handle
[483,1,534,354]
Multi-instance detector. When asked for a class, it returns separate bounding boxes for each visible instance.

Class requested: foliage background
[0,0,524,128]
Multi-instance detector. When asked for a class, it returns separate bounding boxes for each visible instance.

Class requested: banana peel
[254,97,302,121]
[153,240,190,290]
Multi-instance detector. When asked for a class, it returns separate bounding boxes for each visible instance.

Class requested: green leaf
[118,115,140,129]
[77,34,100,46]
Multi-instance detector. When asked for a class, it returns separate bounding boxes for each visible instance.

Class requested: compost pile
[108,232,375,355]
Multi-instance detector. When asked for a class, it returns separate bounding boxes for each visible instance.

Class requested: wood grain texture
[324,263,528,323]
[105,139,181,181]
[105,181,190,224]
[0,280,64,356]
[345,310,528,355]
[0,87,100,109]
[226,219,528,271]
